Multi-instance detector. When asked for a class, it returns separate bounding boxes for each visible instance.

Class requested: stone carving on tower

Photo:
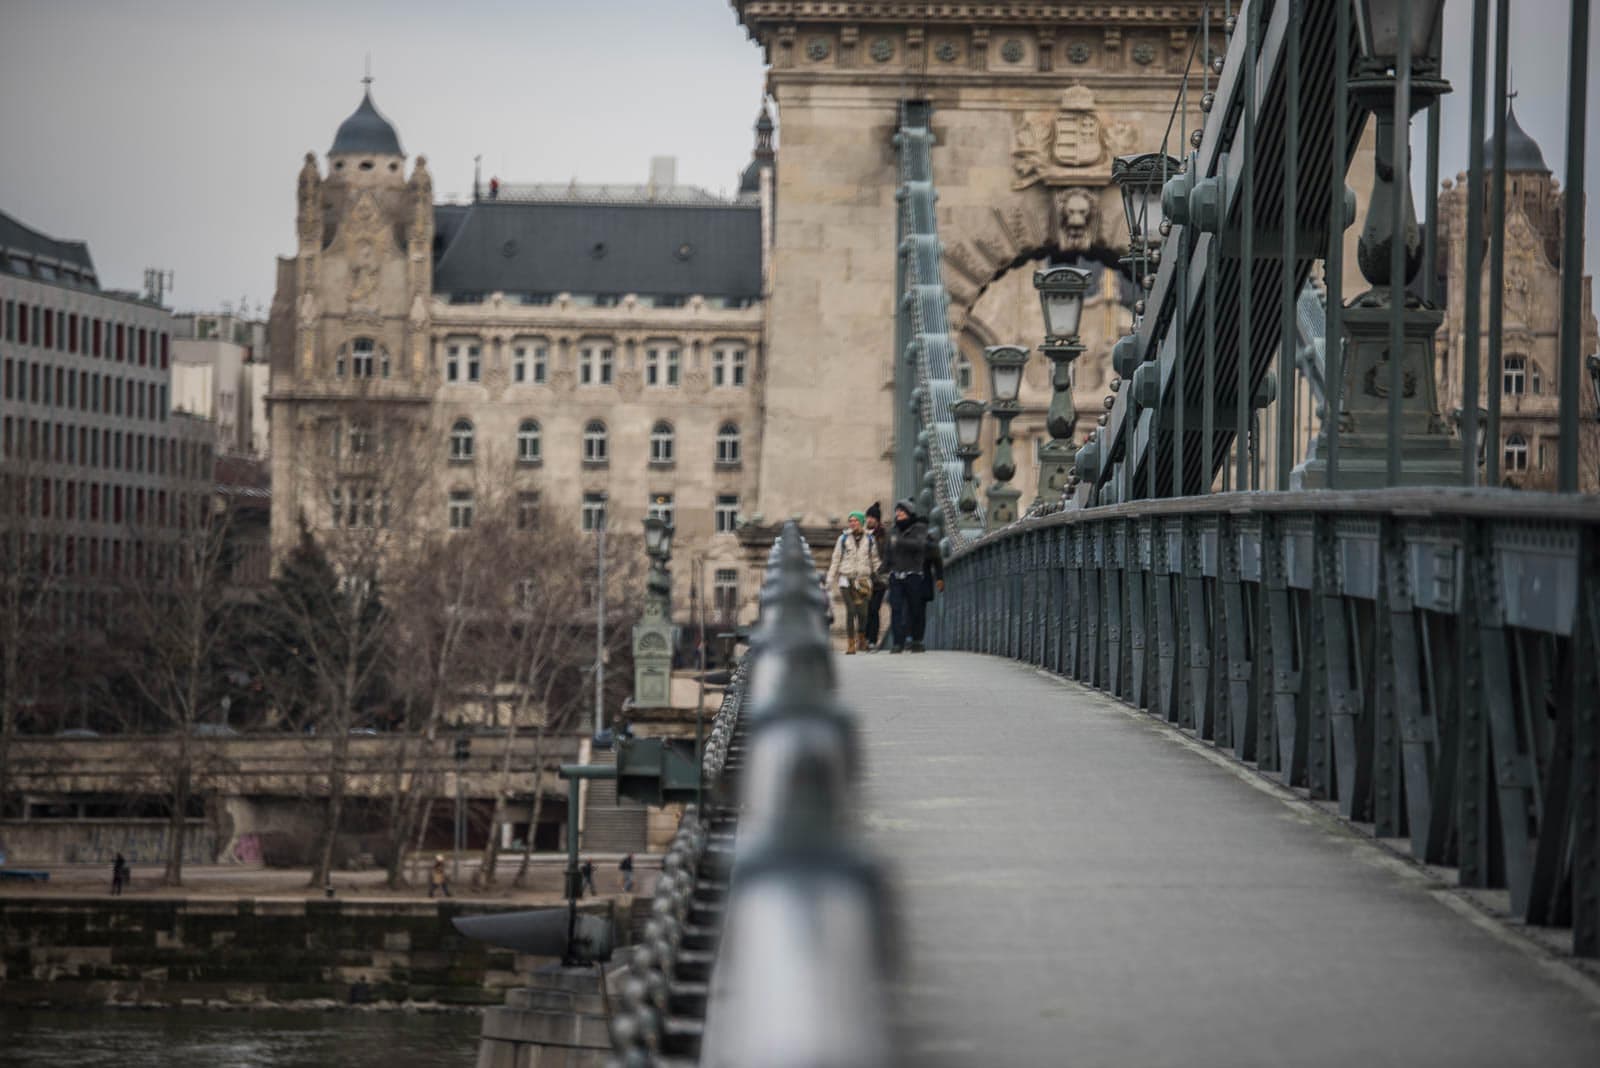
[1012,86,1140,191]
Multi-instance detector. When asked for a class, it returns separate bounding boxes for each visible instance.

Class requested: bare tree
[256,402,431,887]
[0,449,70,817]
[113,501,239,886]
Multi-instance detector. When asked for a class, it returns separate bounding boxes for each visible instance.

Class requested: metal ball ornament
[1142,273,1156,291]
[1212,55,1225,74]
[1225,14,1237,33]
[1190,129,1204,149]
[1200,91,1215,113]
[1134,299,1147,316]
[1159,219,1172,237]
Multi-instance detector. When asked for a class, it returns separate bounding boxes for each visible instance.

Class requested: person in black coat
[862,502,889,650]
[883,499,944,653]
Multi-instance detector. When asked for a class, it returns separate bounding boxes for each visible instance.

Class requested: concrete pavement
[844,652,1600,1067]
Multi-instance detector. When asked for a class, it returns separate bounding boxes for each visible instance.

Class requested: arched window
[1503,355,1526,396]
[517,419,541,464]
[955,354,974,392]
[650,421,675,465]
[583,420,608,464]
[1504,432,1529,472]
[716,422,741,466]
[450,419,474,461]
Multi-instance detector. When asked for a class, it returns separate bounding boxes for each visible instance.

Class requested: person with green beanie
[825,511,880,653]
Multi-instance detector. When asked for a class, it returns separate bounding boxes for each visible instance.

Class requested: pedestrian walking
[825,511,881,654]
[863,502,889,651]
[884,499,945,653]
[581,858,598,896]
[620,853,635,893]
[110,853,128,896]
[429,854,451,898]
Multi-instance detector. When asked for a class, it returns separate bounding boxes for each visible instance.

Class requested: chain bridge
[572,1,1600,1064]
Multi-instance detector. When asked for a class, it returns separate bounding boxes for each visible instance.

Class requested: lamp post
[952,398,985,528]
[983,345,1026,527]
[1112,152,1183,308]
[632,515,674,711]
[1296,0,1454,488]
[1033,265,1093,510]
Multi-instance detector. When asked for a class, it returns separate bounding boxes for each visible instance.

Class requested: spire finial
[362,53,373,89]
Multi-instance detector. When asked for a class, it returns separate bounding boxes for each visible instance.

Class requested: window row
[441,336,749,388]
[3,474,208,530]
[1,299,169,367]
[3,357,169,422]
[2,531,207,583]
[446,419,743,467]
[444,490,741,536]
[2,416,212,478]
[1502,432,1556,473]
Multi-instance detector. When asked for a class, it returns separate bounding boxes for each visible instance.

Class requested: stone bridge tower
[734,1,1217,522]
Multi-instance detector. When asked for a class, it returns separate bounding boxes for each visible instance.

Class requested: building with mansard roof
[267,88,773,624]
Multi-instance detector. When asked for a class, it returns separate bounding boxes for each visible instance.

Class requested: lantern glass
[642,516,666,555]
[661,522,675,558]
[1112,153,1182,247]
[1354,0,1444,66]
[984,345,1028,405]
[1034,265,1093,340]
[952,398,984,450]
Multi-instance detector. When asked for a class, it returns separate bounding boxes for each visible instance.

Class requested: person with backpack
[824,511,881,654]
[862,502,890,651]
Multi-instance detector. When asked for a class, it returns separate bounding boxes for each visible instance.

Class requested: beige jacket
[825,529,880,593]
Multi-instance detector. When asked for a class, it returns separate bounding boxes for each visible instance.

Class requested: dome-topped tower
[738,102,775,196]
[331,86,403,158]
[1484,103,1549,175]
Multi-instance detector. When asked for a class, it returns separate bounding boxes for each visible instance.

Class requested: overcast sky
[0,0,1594,320]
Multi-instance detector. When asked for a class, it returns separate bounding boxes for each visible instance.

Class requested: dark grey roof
[1486,103,1549,174]
[432,200,761,299]
[330,89,403,157]
[0,209,98,286]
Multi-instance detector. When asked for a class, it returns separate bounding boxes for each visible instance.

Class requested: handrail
[937,487,1600,958]
[609,523,895,1063]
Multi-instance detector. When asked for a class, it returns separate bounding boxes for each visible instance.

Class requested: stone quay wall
[0,897,614,1008]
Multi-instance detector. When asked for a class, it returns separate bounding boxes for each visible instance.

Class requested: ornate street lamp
[952,398,985,522]
[1111,152,1183,251]
[632,515,674,710]
[1297,0,1455,489]
[983,345,1027,526]
[1033,264,1093,511]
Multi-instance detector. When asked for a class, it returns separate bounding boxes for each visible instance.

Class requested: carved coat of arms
[1012,85,1140,191]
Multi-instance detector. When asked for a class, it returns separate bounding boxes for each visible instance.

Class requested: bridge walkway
[843,652,1600,1067]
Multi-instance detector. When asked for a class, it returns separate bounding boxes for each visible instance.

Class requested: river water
[0,1007,482,1067]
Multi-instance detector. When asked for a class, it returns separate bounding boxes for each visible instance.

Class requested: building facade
[170,310,271,459]
[1435,107,1600,490]
[2,209,217,601]
[267,90,770,620]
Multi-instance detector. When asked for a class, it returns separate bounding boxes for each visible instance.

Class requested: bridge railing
[935,489,1600,958]
[610,523,894,1064]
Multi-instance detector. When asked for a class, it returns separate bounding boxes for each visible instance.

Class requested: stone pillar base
[476,965,612,1068]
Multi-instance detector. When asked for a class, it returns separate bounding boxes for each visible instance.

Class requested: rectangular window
[715,494,739,533]
[580,342,614,386]
[43,309,54,349]
[581,492,607,532]
[646,344,681,387]
[92,319,102,356]
[160,333,169,369]
[713,344,748,387]
[467,344,481,382]
[714,569,739,621]
[516,490,540,530]
[448,489,474,530]
[138,328,148,366]
[68,315,78,352]
[115,323,125,361]
[648,492,674,528]
[3,357,10,399]
[66,370,75,409]
[2,300,12,341]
